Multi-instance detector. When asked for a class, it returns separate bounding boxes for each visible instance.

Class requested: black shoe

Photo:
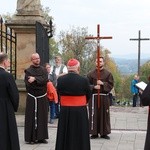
[49,119,54,124]
[37,139,48,144]
[101,135,110,139]
[26,141,38,144]
[56,115,59,119]
[53,116,59,119]
[90,135,98,139]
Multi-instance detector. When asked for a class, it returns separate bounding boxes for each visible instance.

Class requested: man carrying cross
[86,25,114,139]
[87,57,114,139]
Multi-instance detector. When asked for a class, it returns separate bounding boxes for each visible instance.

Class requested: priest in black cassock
[87,56,114,139]
[139,80,150,150]
[55,58,91,150]
[24,53,48,144]
[0,53,20,150]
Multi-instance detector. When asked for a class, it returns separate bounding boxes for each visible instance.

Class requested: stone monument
[7,0,47,79]
[17,0,42,15]
[6,0,47,113]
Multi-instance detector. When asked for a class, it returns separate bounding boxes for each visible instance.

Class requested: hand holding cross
[85,24,112,107]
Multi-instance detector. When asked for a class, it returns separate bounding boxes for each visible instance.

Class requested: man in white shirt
[52,56,68,78]
[52,56,68,118]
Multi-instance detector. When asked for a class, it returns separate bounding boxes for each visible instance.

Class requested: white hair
[67,62,80,71]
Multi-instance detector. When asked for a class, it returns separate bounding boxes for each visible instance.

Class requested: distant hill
[111,53,150,59]
[112,57,149,75]
[110,53,150,75]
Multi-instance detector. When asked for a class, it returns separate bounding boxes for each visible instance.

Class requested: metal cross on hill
[85,24,112,107]
[130,30,150,75]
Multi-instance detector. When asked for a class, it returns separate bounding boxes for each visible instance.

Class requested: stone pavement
[16,106,149,150]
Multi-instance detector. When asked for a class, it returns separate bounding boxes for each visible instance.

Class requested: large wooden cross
[85,24,112,107]
[130,30,150,75]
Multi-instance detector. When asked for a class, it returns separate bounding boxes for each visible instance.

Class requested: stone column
[6,1,46,79]
[6,1,47,113]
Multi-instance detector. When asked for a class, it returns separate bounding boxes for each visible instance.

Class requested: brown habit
[24,65,48,142]
[87,68,114,135]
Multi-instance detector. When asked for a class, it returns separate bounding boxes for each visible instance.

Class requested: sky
[0,0,150,58]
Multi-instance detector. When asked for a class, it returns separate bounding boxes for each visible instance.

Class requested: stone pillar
[6,1,47,113]
[10,25,36,79]
[6,4,46,79]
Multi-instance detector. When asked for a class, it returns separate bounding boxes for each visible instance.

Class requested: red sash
[60,95,86,106]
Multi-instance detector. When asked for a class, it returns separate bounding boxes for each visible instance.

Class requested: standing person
[44,63,57,87]
[24,53,48,144]
[0,52,20,150]
[139,79,150,150]
[131,74,139,107]
[87,56,114,139]
[47,81,58,124]
[55,58,91,150]
[52,56,68,79]
[52,55,68,118]
[44,63,58,124]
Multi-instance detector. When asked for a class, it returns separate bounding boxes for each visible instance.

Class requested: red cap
[67,58,80,71]
[67,58,79,67]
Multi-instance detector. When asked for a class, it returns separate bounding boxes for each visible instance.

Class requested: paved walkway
[16,106,149,150]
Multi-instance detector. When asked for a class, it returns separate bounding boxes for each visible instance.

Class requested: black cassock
[24,65,48,143]
[55,72,91,150]
[0,68,20,150]
[140,82,150,150]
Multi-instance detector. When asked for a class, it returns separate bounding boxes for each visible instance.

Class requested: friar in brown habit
[24,53,48,144]
[87,56,114,139]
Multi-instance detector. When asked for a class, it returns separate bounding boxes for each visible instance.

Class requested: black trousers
[133,94,138,107]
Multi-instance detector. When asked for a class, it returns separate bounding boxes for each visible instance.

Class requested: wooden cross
[130,30,150,75]
[85,24,112,107]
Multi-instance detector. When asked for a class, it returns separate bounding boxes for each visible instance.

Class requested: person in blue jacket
[131,74,139,107]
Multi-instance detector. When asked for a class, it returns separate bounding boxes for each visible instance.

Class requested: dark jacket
[55,72,91,150]
[0,67,20,150]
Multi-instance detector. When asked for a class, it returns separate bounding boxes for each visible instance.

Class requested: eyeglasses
[32,58,40,60]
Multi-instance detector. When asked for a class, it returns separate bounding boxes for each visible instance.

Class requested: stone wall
[16,80,26,114]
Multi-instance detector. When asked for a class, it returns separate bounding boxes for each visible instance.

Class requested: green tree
[117,60,150,104]
[49,38,59,60]
[121,75,132,99]
[57,26,123,101]
[102,48,122,100]
[140,60,150,83]
[58,26,96,75]
[41,6,52,23]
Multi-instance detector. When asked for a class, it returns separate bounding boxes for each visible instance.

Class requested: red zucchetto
[67,58,80,71]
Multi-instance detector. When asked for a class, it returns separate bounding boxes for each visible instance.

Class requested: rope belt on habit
[60,95,86,106]
[91,93,109,130]
[92,93,109,101]
[27,93,47,129]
